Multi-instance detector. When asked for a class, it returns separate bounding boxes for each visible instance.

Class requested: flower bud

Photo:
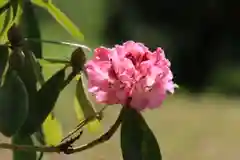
[7,24,24,48]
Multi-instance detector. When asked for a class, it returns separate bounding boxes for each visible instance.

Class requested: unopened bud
[7,24,24,47]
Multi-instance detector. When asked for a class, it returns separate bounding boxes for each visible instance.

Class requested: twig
[0,106,123,154]
[61,105,107,143]
[0,143,60,153]
[64,107,124,154]
[57,130,83,152]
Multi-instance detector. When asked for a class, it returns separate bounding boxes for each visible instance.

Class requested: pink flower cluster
[85,41,177,111]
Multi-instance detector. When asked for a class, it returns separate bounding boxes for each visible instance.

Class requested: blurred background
[1,0,240,159]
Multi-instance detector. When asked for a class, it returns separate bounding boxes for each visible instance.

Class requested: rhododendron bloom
[85,41,177,111]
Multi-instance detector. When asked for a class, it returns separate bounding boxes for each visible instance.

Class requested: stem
[0,107,124,154]
[0,143,59,153]
[60,105,107,143]
[65,107,125,154]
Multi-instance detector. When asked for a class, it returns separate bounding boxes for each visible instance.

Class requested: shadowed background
[1,0,240,159]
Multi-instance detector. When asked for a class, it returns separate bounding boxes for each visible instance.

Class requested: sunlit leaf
[19,67,66,136]
[0,1,10,15]
[31,0,84,41]
[0,5,11,43]
[121,107,162,160]
[42,113,63,146]
[74,96,84,120]
[75,74,81,81]
[12,134,37,160]
[0,69,28,137]
[0,1,22,43]
[75,76,101,133]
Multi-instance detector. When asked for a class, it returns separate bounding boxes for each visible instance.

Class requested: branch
[64,107,125,154]
[0,106,108,154]
[0,107,124,154]
[61,105,106,143]
[0,142,60,153]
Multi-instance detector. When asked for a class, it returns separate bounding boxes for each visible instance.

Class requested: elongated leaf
[0,45,9,86]
[27,51,45,87]
[121,108,162,160]
[0,5,11,43]
[12,134,37,160]
[0,2,22,43]
[75,76,101,132]
[21,1,42,58]
[19,67,66,136]
[0,1,10,15]
[10,0,19,19]
[31,0,84,41]
[19,1,44,85]
[42,113,63,146]
[16,50,39,137]
[0,69,28,137]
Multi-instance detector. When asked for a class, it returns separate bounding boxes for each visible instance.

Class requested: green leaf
[20,1,42,58]
[121,108,162,160]
[16,50,39,136]
[27,51,45,87]
[75,76,101,133]
[31,0,84,41]
[42,113,63,146]
[12,134,37,160]
[0,5,11,43]
[19,67,66,136]
[10,0,19,19]
[0,1,22,43]
[0,69,29,137]
[0,45,9,86]
[19,1,44,85]
[0,1,10,15]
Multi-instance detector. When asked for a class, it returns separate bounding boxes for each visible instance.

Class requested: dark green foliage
[10,0,19,19]
[12,134,37,160]
[9,49,25,70]
[0,1,165,160]
[0,69,28,137]
[0,45,9,84]
[121,108,162,160]
[18,67,66,136]
[20,1,42,58]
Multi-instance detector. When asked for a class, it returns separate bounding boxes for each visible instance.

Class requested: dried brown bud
[7,24,24,47]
